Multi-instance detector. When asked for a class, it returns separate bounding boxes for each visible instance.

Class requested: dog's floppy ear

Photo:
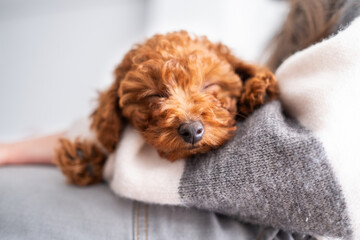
[90,50,135,152]
[215,43,279,116]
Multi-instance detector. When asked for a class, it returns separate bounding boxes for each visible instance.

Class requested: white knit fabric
[103,126,185,205]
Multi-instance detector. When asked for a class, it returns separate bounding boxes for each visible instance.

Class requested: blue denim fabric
[0,166,312,240]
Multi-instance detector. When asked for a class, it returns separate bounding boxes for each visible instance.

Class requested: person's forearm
[0,132,64,166]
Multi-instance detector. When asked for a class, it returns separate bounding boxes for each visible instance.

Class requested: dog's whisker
[236,112,248,119]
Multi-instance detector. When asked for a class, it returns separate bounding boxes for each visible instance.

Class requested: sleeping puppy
[55,31,279,186]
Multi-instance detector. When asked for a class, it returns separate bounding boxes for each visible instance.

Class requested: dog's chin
[157,145,212,162]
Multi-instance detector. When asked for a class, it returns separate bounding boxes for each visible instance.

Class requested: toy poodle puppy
[55,31,279,186]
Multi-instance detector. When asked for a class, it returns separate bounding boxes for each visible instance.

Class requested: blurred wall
[0,0,287,141]
[146,0,288,61]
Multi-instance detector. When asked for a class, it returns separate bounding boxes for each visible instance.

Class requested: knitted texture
[180,101,351,238]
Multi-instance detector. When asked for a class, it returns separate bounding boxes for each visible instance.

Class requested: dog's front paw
[238,69,279,116]
[54,138,106,186]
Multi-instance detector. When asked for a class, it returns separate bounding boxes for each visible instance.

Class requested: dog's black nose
[178,121,204,144]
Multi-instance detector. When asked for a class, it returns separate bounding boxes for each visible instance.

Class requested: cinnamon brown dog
[55,31,279,186]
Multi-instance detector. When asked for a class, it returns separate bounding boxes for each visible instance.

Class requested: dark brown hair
[266,0,360,71]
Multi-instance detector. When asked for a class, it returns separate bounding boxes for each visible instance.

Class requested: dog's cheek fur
[121,104,150,131]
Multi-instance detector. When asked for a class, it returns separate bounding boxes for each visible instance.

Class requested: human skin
[0,133,63,166]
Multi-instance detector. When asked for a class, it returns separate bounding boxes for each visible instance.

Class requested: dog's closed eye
[147,94,163,98]
[144,93,168,101]
[202,83,221,93]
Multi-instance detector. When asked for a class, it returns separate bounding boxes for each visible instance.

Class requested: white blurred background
[0,0,288,141]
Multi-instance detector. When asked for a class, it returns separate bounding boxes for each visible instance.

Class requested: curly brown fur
[238,69,278,116]
[54,31,279,185]
[55,138,106,186]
